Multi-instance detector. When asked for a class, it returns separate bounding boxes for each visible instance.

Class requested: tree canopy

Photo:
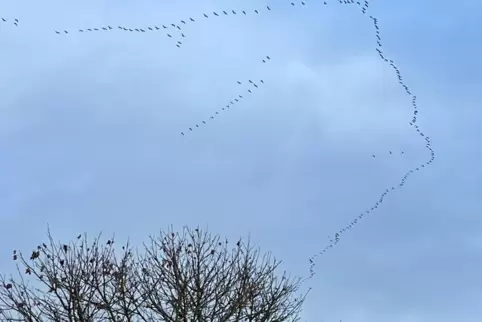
[0,227,307,322]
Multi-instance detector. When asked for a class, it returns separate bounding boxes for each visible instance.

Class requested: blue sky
[1,0,481,321]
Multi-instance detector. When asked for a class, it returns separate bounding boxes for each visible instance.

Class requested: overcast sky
[1,0,481,321]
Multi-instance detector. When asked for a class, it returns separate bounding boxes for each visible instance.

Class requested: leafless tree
[0,227,308,322]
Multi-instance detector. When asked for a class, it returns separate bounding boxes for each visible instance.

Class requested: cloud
[1,1,481,321]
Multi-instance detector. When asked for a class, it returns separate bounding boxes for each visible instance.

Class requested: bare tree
[0,227,308,322]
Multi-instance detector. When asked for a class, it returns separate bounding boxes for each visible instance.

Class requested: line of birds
[305,0,435,282]
[53,6,275,48]
[46,0,367,54]
[180,55,271,136]
[1,17,19,26]
[54,23,185,47]
[372,150,404,158]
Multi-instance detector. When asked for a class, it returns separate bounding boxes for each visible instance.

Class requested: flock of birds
[52,6,276,49]
[181,55,270,136]
[305,0,435,280]
[2,0,434,288]
[46,0,371,136]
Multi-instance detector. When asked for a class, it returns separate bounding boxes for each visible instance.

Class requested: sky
[1,0,481,321]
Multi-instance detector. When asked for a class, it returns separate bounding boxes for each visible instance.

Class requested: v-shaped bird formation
[4,0,435,290]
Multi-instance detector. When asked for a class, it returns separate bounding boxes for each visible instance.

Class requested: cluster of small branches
[0,227,307,322]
